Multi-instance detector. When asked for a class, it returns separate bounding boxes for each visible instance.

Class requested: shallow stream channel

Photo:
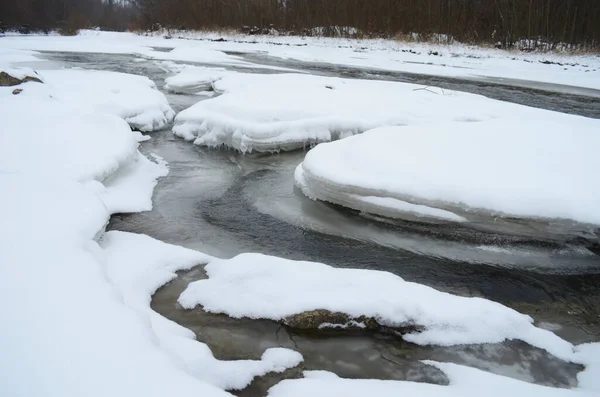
[39,51,600,396]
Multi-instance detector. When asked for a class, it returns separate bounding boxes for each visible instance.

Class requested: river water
[39,51,600,395]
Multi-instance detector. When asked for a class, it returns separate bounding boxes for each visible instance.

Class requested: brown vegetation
[2,1,599,50]
[0,0,134,33]
[132,0,600,49]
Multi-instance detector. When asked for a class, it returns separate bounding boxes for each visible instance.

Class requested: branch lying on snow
[413,86,442,94]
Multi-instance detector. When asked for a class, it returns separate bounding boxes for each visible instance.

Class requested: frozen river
[37,51,600,395]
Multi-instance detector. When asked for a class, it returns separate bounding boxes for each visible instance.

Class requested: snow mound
[0,94,138,182]
[38,69,175,131]
[173,73,538,153]
[178,253,574,360]
[296,118,600,225]
[165,66,229,94]
[0,66,44,83]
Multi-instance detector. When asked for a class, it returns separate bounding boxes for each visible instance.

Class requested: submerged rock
[283,309,379,330]
[0,70,43,86]
[282,309,422,335]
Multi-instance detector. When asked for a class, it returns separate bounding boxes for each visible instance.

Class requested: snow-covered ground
[1,30,599,92]
[295,119,600,226]
[38,69,175,131]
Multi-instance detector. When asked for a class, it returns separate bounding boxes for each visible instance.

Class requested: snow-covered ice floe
[165,65,228,94]
[295,118,600,226]
[0,68,303,396]
[178,253,574,360]
[172,71,587,153]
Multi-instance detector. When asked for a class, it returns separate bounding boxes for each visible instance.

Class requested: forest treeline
[0,0,134,33]
[2,0,599,49]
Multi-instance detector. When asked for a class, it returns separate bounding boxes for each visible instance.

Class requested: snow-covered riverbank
[2,29,599,92]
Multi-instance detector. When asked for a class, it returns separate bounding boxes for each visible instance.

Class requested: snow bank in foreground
[268,357,600,397]
[0,175,234,397]
[296,119,600,225]
[37,69,175,131]
[172,71,573,152]
[178,253,574,361]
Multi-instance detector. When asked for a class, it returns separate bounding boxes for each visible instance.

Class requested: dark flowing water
[35,51,600,395]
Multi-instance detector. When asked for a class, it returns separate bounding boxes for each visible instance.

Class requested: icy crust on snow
[178,253,574,360]
[268,357,600,397]
[36,69,175,131]
[172,71,572,153]
[296,119,600,225]
[295,164,467,223]
[100,232,303,391]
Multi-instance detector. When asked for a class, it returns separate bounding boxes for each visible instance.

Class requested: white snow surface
[0,30,290,71]
[173,72,559,152]
[178,253,574,360]
[37,69,175,131]
[296,119,600,225]
[0,93,138,182]
[0,68,174,131]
